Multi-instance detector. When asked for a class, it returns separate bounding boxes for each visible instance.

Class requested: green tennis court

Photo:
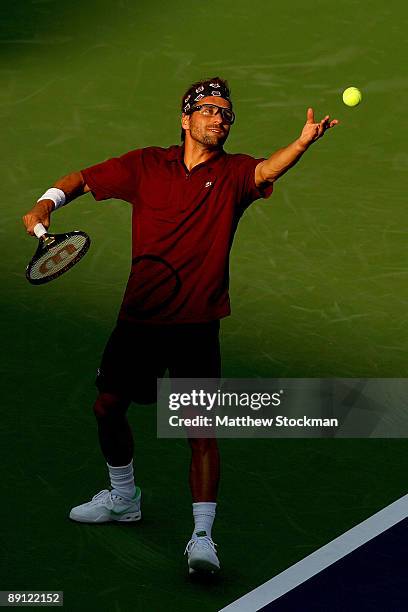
[1,1,408,610]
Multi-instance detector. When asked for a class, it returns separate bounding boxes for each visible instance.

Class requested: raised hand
[299,107,339,148]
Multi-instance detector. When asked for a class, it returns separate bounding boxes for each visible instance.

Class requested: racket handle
[34,223,47,239]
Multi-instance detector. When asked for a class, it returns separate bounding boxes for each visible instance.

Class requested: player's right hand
[22,200,53,236]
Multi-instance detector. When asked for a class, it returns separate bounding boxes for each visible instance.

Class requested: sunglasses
[188,103,235,125]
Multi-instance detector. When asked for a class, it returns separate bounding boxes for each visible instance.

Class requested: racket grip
[34,223,47,239]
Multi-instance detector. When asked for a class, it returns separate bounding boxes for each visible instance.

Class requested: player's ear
[181,113,190,132]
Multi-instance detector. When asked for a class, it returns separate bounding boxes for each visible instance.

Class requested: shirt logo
[204,181,213,188]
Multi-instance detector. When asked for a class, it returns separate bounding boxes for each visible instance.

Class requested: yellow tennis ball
[342,87,362,107]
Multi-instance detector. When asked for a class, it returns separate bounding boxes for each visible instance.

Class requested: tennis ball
[342,87,362,107]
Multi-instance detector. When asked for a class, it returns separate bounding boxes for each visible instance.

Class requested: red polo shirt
[81,145,273,324]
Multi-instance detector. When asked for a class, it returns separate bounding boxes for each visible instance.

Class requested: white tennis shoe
[185,531,220,574]
[69,488,141,523]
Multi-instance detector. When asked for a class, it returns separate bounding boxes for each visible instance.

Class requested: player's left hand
[299,107,339,148]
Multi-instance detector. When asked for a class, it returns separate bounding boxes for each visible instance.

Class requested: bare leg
[188,437,220,502]
[93,392,133,466]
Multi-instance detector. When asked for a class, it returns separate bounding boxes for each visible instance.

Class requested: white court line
[219,493,408,612]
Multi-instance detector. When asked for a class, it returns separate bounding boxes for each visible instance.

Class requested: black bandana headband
[183,82,231,113]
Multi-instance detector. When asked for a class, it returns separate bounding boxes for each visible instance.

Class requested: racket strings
[28,234,88,281]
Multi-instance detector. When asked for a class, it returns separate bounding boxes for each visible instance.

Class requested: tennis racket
[121,254,182,318]
[26,223,91,285]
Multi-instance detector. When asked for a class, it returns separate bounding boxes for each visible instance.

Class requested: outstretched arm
[255,108,339,188]
[22,171,90,235]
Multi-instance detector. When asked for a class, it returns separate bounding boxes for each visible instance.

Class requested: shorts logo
[204,181,213,188]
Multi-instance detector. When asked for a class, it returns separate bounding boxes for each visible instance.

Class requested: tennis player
[22,77,338,574]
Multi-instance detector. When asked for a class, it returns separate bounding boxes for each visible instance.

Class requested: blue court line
[219,493,408,612]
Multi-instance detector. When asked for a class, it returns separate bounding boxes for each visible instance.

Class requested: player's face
[183,96,232,148]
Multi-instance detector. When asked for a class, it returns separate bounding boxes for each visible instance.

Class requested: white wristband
[37,187,66,210]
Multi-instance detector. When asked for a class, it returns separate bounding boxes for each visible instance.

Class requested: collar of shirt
[165,145,226,174]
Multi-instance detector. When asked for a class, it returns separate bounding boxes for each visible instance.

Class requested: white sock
[107,460,136,499]
[192,502,217,539]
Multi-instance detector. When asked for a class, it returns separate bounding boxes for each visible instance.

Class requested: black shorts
[96,320,221,404]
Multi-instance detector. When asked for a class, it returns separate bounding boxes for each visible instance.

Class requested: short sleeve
[231,154,274,212]
[81,149,143,203]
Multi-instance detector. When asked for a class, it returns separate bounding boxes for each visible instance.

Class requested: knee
[93,392,130,420]
[188,437,218,454]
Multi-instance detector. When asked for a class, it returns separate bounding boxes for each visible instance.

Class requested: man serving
[22,77,338,575]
